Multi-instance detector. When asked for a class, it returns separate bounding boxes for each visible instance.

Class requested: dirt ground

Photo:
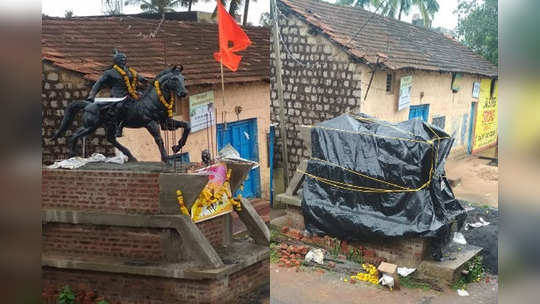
[445,153,498,208]
[270,264,498,304]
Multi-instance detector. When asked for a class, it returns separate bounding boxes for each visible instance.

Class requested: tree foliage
[336,0,371,9]
[456,0,498,65]
[333,0,439,27]
[124,0,183,14]
[103,0,123,15]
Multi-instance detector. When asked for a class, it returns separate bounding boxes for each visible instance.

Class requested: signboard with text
[473,79,498,150]
[398,75,413,111]
[189,91,216,133]
[472,82,480,98]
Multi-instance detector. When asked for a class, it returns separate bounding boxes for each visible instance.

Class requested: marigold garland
[154,80,175,117]
[348,263,379,286]
[176,190,190,216]
[113,64,139,100]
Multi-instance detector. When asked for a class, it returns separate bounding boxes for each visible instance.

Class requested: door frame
[468,101,478,154]
[216,118,261,197]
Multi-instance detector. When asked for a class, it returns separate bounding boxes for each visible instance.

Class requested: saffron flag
[213,0,252,71]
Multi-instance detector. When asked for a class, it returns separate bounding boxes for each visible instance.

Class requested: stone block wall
[270,5,363,179]
[42,61,114,165]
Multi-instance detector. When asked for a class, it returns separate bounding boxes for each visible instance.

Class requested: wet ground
[270,264,498,304]
[445,154,498,208]
[461,202,498,274]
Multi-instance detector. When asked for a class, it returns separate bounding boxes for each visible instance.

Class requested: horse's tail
[52,100,89,139]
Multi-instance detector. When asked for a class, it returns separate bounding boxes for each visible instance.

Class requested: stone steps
[417,242,482,285]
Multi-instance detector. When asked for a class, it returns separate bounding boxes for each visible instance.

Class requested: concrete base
[417,243,482,285]
[275,193,302,207]
[43,255,269,304]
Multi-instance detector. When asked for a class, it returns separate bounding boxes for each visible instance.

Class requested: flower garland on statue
[113,64,139,100]
[154,80,175,118]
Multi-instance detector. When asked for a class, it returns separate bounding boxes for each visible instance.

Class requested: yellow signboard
[473,79,498,150]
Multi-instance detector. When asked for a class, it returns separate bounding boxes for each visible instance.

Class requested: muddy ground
[446,154,498,208]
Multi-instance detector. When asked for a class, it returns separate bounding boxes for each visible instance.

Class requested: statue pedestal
[42,161,269,303]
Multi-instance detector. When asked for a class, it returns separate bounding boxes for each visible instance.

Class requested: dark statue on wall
[52,49,190,163]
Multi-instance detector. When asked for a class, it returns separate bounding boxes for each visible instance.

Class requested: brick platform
[43,223,165,262]
[43,259,269,304]
[280,205,430,267]
[42,166,269,303]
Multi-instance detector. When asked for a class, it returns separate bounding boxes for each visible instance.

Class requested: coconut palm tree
[373,0,439,27]
[124,0,183,14]
[337,0,439,27]
[212,0,243,21]
[180,0,211,12]
[242,0,257,26]
[336,0,371,9]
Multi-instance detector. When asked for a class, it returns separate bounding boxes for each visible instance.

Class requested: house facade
[271,0,498,179]
[42,16,271,198]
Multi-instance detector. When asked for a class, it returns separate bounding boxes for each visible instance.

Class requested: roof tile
[280,0,497,77]
[42,16,270,85]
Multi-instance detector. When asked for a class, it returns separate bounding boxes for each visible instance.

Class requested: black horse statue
[52,65,190,162]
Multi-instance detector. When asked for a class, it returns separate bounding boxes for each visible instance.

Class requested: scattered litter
[48,150,128,169]
[217,144,259,169]
[304,248,325,264]
[397,267,416,277]
[466,217,490,230]
[378,274,395,290]
[480,217,490,225]
[453,232,467,245]
[457,289,470,296]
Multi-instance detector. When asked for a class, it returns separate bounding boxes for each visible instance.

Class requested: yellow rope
[309,157,413,190]
[299,119,449,193]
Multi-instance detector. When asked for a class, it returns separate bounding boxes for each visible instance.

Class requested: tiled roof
[280,0,497,77]
[41,16,270,85]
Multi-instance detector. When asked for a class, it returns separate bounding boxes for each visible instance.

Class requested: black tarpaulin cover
[301,113,466,243]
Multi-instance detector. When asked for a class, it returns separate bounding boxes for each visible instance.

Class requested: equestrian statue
[52,49,190,163]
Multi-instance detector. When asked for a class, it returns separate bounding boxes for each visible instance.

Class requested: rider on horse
[86,49,147,137]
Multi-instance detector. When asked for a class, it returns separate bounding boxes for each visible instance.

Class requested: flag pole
[219,60,226,159]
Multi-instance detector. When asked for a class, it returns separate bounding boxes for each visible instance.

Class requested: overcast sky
[42,0,459,29]
[42,0,270,26]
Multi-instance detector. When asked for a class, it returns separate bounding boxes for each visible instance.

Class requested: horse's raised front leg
[105,125,138,162]
[146,121,169,163]
[68,126,97,157]
[164,119,191,154]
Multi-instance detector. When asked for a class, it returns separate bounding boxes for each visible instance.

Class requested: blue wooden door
[468,102,478,153]
[217,118,261,197]
[409,104,430,122]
